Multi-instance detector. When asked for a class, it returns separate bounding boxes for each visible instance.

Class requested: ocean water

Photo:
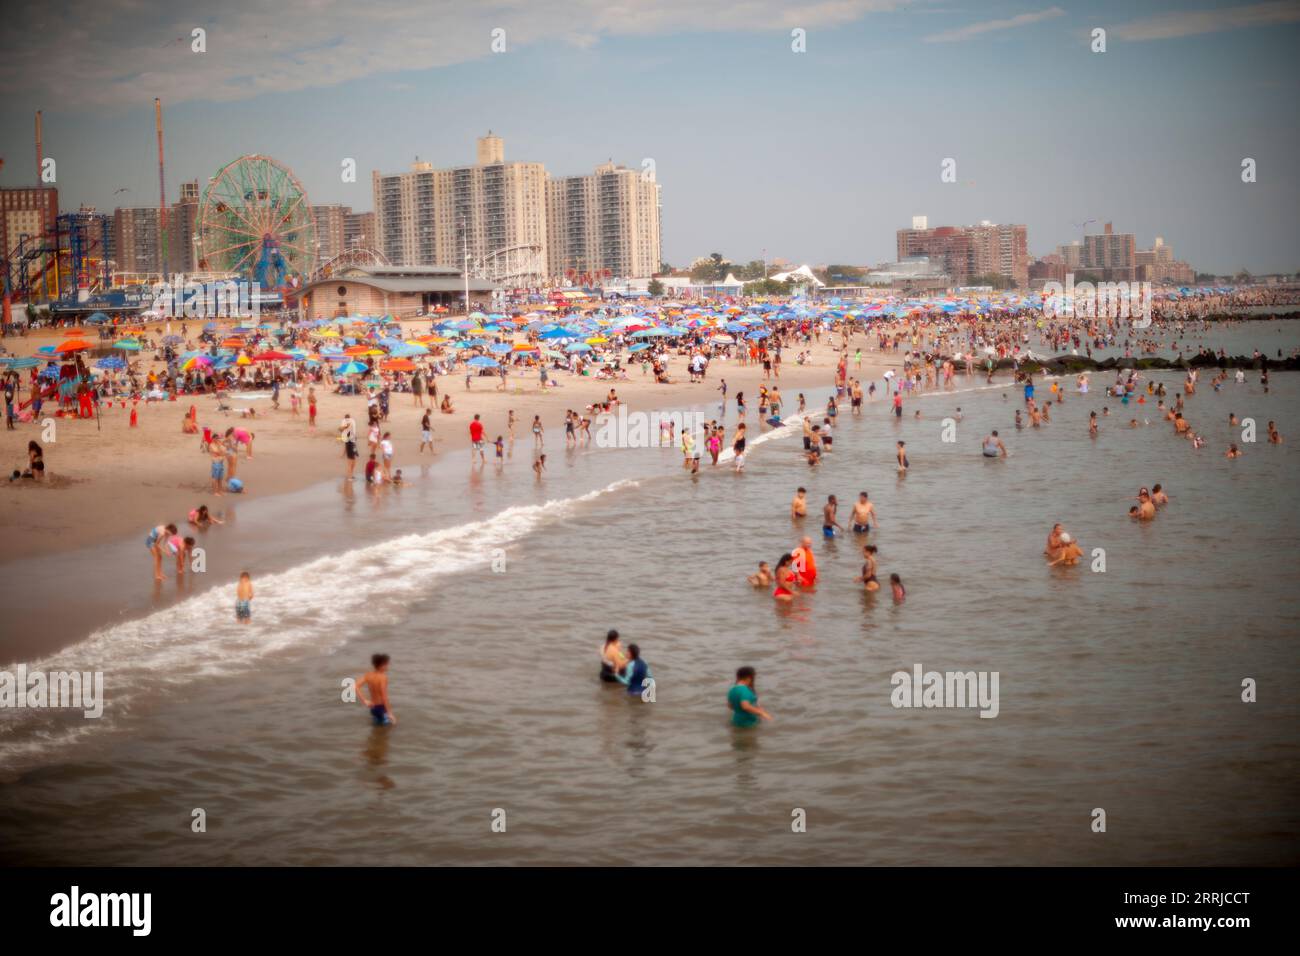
[1,350,1298,865]
[899,316,1300,363]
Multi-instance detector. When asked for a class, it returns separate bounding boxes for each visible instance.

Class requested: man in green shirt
[728,666,773,728]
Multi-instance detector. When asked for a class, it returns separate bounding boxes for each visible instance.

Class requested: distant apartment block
[1079,222,1136,282]
[168,180,200,274]
[311,204,350,264]
[546,161,661,282]
[345,211,375,252]
[1135,236,1195,284]
[897,220,1028,287]
[112,206,162,278]
[372,135,662,285]
[1,186,59,259]
[372,133,547,273]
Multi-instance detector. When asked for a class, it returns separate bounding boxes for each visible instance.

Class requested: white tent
[770,264,825,287]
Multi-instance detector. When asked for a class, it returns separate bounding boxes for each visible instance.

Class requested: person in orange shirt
[792,535,817,588]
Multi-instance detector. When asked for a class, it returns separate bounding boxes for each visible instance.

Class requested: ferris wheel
[197,155,315,288]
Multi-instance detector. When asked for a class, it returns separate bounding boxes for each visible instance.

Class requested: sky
[1,0,1298,274]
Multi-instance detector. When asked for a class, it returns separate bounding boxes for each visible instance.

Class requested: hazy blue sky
[2,0,1298,273]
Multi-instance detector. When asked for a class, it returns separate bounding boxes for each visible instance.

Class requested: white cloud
[923,6,1065,44]
[0,0,908,110]
[1113,0,1300,41]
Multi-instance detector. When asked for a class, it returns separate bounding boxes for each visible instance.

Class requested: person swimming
[748,562,772,587]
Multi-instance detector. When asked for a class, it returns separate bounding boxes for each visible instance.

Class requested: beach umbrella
[56,339,92,353]
[96,356,127,370]
[381,358,417,372]
[512,343,538,352]
[2,356,40,369]
[586,336,609,345]
[466,356,499,368]
[627,343,652,353]
[182,355,212,370]
[565,342,593,353]
[113,339,142,351]
[390,344,428,357]
[253,350,293,362]
[337,361,368,375]
[487,342,513,353]
[745,330,770,340]
[85,312,110,324]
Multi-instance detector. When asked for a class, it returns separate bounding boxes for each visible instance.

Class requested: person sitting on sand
[440,394,455,414]
[188,504,224,527]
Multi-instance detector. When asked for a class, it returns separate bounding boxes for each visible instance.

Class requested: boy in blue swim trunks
[357,654,396,726]
[822,495,844,538]
[235,571,253,623]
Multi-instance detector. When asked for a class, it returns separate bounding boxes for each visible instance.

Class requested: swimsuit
[599,660,623,684]
[852,523,870,533]
[235,599,251,620]
[369,704,392,726]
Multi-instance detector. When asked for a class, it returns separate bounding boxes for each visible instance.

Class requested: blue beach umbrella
[337,361,368,375]
[466,356,499,368]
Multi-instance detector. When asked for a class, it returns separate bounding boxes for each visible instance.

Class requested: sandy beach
[0,319,882,561]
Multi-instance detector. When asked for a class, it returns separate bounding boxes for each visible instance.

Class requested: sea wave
[0,477,641,767]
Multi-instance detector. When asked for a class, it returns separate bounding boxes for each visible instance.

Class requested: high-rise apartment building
[372,135,547,274]
[896,220,1029,287]
[168,180,200,274]
[311,204,350,264]
[344,211,375,252]
[1,186,59,259]
[112,207,163,278]
[546,161,662,282]
[1135,236,1194,284]
[1079,222,1135,281]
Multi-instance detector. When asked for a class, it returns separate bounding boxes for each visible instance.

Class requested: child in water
[236,571,253,624]
[890,573,906,603]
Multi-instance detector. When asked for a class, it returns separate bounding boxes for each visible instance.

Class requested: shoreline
[0,329,875,564]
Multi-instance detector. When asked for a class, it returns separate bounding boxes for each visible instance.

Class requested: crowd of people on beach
[5,289,1294,735]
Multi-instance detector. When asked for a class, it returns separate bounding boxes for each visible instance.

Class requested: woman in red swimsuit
[773,553,796,602]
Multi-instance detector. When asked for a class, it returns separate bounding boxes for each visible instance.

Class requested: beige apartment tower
[546,161,661,282]
[372,135,547,276]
